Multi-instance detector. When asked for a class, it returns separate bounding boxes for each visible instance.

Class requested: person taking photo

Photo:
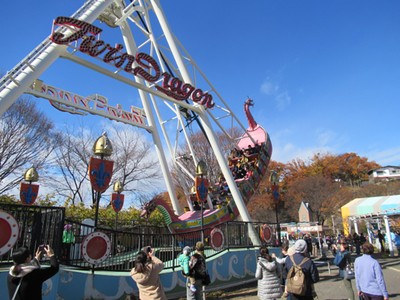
[7,245,59,300]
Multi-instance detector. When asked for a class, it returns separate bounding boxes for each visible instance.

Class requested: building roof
[299,201,312,212]
[341,195,400,219]
[368,165,400,175]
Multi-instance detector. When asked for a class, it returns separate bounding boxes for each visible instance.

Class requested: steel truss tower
[0,0,260,244]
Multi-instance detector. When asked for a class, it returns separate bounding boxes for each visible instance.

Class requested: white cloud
[260,78,291,110]
[365,147,400,166]
[272,143,333,164]
[260,80,278,95]
[270,127,336,163]
[316,129,337,146]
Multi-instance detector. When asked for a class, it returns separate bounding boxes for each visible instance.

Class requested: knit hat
[294,239,307,253]
[183,246,191,255]
[195,241,204,251]
[64,224,72,230]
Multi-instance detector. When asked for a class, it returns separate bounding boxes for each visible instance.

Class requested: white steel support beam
[0,0,114,116]
[197,109,261,245]
[118,19,182,215]
[383,215,394,257]
[150,0,260,245]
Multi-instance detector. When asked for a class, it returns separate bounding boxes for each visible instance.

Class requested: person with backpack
[187,241,208,300]
[284,239,319,300]
[255,246,282,299]
[332,241,355,300]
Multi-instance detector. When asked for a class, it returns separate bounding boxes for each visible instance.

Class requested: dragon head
[245,98,254,106]
[140,195,164,218]
[140,199,156,219]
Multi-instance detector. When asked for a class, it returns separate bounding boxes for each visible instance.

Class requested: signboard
[111,193,124,213]
[20,182,39,205]
[88,157,114,193]
[287,224,323,233]
[51,17,215,109]
[195,177,209,203]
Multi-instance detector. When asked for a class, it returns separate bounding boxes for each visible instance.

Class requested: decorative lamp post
[111,180,124,255]
[88,133,114,229]
[111,180,124,227]
[270,170,281,245]
[195,160,209,243]
[20,166,39,205]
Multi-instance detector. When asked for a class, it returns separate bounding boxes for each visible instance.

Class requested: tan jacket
[130,255,167,300]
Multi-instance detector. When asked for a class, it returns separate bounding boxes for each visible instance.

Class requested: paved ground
[201,253,400,300]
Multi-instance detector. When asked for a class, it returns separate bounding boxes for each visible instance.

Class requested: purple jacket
[354,254,388,298]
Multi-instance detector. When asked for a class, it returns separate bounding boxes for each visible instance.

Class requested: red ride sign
[195,177,209,203]
[88,157,114,193]
[20,182,39,205]
[111,193,124,213]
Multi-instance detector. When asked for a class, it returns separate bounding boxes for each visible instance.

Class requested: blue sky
[1,0,400,166]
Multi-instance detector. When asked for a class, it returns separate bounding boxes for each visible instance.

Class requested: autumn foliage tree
[284,174,340,225]
[273,152,381,223]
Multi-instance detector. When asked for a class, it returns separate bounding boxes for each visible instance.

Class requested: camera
[38,244,46,254]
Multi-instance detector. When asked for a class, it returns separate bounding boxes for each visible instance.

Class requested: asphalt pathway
[204,253,400,300]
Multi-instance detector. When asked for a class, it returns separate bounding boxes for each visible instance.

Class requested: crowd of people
[257,239,320,300]
[128,232,391,300]
[6,233,393,300]
[130,241,208,300]
[259,234,390,300]
[215,144,263,197]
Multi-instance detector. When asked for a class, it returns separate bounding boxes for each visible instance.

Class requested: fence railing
[0,203,279,271]
[0,203,65,263]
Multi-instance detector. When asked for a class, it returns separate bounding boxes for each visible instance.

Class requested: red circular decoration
[0,210,19,256]
[82,232,111,265]
[210,228,224,251]
[261,224,272,243]
[87,237,107,259]
[0,219,11,248]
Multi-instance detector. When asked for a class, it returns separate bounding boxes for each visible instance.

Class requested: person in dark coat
[284,239,319,300]
[377,230,385,253]
[7,245,59,300]
[186,241,207,300]
[304,235,313,257]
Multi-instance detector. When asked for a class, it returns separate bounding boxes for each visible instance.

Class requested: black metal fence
[0,203,65,264]
[0,203,279,271]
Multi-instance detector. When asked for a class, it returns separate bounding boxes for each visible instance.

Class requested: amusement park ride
[140,98,272,235]
[0,0,272,248]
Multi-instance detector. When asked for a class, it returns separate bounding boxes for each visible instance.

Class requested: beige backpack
[286,255,309,296]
